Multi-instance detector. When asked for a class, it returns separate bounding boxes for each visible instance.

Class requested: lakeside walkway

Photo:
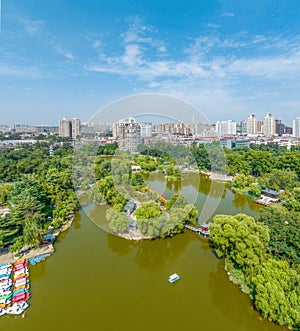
[0,244,54,265]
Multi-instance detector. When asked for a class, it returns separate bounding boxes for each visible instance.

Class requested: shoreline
[0,243,54,265]
[0,214,76,266]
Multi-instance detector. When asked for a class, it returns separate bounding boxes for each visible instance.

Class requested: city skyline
[0,1,300,124]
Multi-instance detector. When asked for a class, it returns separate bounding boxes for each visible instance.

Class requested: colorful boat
[12,292,29,304]
[13,288,28,297]
[14,267,28,274]
[0,279,12,287]
[0,294,11,300]
[0,284,11,291]
[0,263,12,270]
[6,302,29,315]
[168,273,180,284]
[0,268,12,275]
[0,290,11,296]
[0,275,9,280]
[14,279,27,288]
[13,264,28,272]
[14,273,29,281]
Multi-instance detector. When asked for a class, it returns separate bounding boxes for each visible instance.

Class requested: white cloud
[53,45,74,60]
[122,44,143,66]
[0,62,40,77]
[220,12,235,17]
[93,40,102,49]
[17,18,44,36]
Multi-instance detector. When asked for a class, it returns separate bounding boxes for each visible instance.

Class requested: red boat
[12,292,29,304]
[14,260,27,266]
[14,263,28,271]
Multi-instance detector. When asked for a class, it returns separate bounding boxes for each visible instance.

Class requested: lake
[0,174,286,331]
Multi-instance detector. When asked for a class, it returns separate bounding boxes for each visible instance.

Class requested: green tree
[244,150,273,176]
[135,202,162,220]
[260,169,299,191]
[0,184,13,206]
[106,208,130,233]
[0,230,4,248]
[9,238,23,254]
[23,218,41,247]
[252,259,300,328]
[275,152,300,179]
[210,214,269,268]
[257,205,300,265]
[248,183,261,197]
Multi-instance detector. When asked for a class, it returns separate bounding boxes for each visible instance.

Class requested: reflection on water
[134,233,195,274]
[107,234,133,257]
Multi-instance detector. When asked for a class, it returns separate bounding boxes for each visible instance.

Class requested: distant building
[256,120,263,134]
[59,118,72,137]
[191,122,206,136]
[293,118,300,138]
[35,125,59,134]
[263,113,276,137]
[220,138,250,149]
[285,126,293,135]
[140,122,152,137]
[14,124,35,134]
[275,119,285,136]
[154,122,193,135]
[0,125,11,133]
[114,117,141,153]
[246,114,257,135]
[215,120,237,137]
[240,121,247,134]
[59,117,81,138]
[71,118,81,139]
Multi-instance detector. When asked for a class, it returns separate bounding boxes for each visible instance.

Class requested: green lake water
[0,174,287,331]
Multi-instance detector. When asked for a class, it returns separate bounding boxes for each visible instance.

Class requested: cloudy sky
[0,0,300,125]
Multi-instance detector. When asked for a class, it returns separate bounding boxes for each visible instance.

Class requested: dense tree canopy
[0,142,79,248]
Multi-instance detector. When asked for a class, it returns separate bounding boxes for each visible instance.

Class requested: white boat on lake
[168,273,180,284]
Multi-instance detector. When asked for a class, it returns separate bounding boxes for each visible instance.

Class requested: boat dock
[184,224,210,237]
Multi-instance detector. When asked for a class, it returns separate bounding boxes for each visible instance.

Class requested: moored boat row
[0,260,30,316]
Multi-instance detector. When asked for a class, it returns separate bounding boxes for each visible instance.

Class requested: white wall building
[293,117,300,138]
[71,118,81,139]
[140,122,152,137]
[263,113,276,137]
[215,120,237,137]
[246,114,257,135]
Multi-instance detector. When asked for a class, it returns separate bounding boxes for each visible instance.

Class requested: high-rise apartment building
[275,119,285,136]
[263,113,275,137]
[256,120,263,134]
[59,118,72,137]
[215,120,237,137]
[59,117,81,138]
[114,117,141,153]
[293,118,300,138]
[155,122,189,135]
[246,114,257,135]
[140,122,152,137]
[71,118,81,139]
[240,121,247,134]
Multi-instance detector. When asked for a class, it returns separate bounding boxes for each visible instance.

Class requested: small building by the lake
[124,200,136,214]
[261,189,280,199]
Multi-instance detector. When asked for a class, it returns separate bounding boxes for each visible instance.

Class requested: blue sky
[0,0,300,125]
